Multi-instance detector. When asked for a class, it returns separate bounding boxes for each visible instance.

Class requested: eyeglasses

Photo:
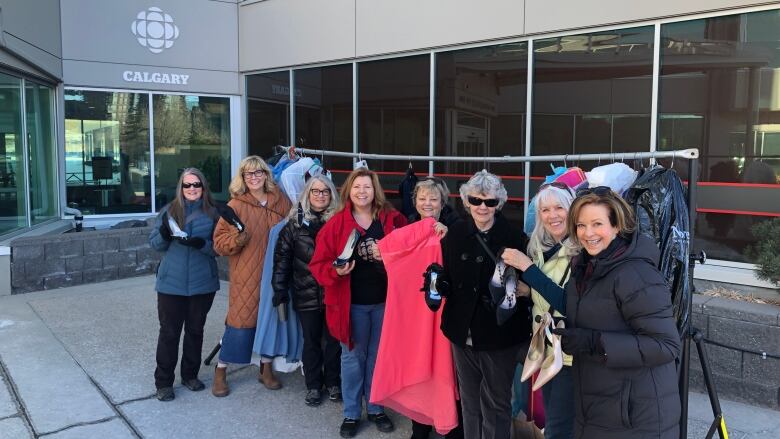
[539,181,573,195]
[310,188,331,197]
[467,195,499,208]
[182,182,203,189]
[243,170,266,179]
[575,186,613,198]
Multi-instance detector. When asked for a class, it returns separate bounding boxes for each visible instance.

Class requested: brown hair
[167,167,217,228]
[228,155,276,198]
[338,167,389,218]
[567,190,636,240]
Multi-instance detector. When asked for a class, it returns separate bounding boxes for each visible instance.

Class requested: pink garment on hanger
[371,218,458,434]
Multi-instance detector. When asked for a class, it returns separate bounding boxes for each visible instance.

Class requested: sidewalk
[0,276,777,439]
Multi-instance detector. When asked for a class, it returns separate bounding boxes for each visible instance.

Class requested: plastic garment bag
[624,165,691,334]
[586,163,638,195]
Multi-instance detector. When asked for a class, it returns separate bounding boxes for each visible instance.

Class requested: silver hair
[527,185,580,258]
[459,170,508,209]
[413,178,450,205]
[287,174,339,224]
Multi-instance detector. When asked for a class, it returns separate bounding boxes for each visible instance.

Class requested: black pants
[298,309,341,390]
[154,292,216,389]
[451,343,519,439]
[411,399,465,439]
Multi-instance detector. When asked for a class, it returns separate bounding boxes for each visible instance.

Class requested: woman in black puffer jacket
[272,175,341,407]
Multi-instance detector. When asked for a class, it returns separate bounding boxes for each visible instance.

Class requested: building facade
[0,0,778,288]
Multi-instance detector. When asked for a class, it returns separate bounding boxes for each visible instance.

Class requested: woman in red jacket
[309,168,407,438]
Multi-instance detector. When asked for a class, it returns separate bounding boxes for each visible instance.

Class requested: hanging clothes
[371,218,459,435]
[252,219,304,364]
[272,155,296,183]
[398,166,419,218]
[279,157,323,204]
[624,165,691,333]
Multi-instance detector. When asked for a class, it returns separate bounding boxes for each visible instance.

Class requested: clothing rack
[278,144,710,439]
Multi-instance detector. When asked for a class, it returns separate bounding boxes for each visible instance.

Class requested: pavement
[0,276,777,439]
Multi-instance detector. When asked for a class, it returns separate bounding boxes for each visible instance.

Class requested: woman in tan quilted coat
[211,155,291,397]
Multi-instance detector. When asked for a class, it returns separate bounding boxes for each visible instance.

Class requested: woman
[429,170,530,439]
[506,187,681,438]
[404,178,463,439]
[502,182,578,439]
[149,168,220,402]
[212,156,291,397]
[272,175,342,407]
[309,168,407,438]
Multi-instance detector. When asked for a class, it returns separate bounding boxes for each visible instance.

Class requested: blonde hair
[228,155,276,198]
[338,167,389,218]
[568,190,636,240]
[287,175,339,223]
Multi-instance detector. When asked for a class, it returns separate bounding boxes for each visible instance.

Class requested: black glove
[551,327,604,356]
[217,203,245,232]
[421,263,448,311]
[272,292,290,308]
[175,236,206,249]
[159,212,172,241]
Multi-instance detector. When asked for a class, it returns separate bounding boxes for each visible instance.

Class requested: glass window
[358,55,430,173]
[64,90,150,214]
[295,64,353,180]
[247,71,290,158]
[435,43,529,225]
[0,72,26,234]
[660,11,780,262]
[153,95,231,209]
[26,82,58,224]
[532,27,655,176]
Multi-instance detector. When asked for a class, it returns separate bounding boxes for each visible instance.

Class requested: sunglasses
[575,185,613,198]
[243,170,266,179]
[539,181,573,194]
[310,188,331,197]
[467,195,499,208]
[182,182,203,189]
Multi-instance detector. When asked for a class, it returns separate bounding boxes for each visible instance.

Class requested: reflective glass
[64,90,150,214]
[153,95,231,209]
[0,73,26,234]
[295,64,353,183]
[660,11,780,261]
[532,27,654,176]
[435,43,528,225]
[247,71,289,157]
[26,82,58,224]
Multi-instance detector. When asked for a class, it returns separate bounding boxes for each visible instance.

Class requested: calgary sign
[122,71,190,85]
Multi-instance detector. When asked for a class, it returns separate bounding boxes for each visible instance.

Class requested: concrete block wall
[690,294,780,410]
[9,227,162,294]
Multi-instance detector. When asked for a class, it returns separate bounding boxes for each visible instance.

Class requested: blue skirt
[218,325,256,364]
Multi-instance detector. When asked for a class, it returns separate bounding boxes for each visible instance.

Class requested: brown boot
[212,366,230,397]
[258,363,282,390]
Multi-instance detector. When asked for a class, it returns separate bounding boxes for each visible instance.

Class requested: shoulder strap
[558,261,572,287]
[474,233,498,264]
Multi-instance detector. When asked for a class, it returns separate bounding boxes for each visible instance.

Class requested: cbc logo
[131,7,180,54]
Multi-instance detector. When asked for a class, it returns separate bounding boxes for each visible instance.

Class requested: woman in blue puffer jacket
[149,168,221,402]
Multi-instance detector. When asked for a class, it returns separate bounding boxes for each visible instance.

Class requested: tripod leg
[692,328,729,439]
[204,341,221,366]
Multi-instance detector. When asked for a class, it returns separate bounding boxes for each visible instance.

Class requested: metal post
[680,157,698,439]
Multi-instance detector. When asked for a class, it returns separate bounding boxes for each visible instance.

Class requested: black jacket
[271,214,325,312]
[567,232,681,439]
[439,213,531,350]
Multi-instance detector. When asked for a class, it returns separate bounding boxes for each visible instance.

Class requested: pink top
[371,218,458,434]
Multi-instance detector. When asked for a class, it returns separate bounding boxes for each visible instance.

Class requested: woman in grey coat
[149,168,221,402]
[504,187,681,438]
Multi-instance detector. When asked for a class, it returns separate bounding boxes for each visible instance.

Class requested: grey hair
[527,185,580,259]
[459,170,508,209]
[413,178,450,205]
[287,175,339,224]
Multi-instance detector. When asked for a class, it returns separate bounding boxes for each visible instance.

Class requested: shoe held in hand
[217,203,245,232]
[159,212,173,241]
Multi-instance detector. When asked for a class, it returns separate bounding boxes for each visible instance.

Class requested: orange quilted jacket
[213,190,291,328]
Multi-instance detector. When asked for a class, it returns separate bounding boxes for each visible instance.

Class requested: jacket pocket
[620,379,633,429]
